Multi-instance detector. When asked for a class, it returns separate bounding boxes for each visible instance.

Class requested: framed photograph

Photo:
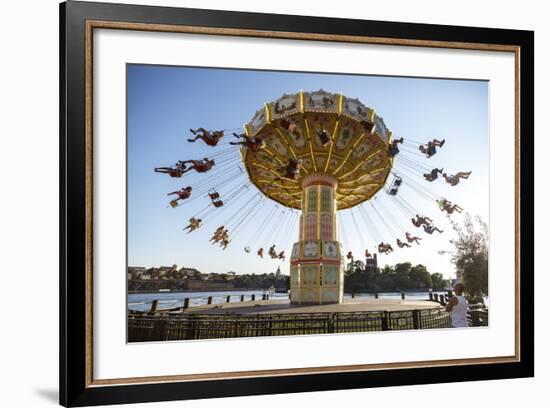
[60,1,534,406]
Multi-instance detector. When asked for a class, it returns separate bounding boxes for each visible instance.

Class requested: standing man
[445,283,469,328]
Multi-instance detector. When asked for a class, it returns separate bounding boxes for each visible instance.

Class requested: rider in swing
[405,232,422,245]
[219,235,230,250]
[316,128,332,147]
[396,238,412,248]
[167,186,192,207]
[230,133,265,152]
[437,198,464,214]
[423,168,444,182]
[419,138,445,158]
[177,158,215,174]
[388,137,404,157]
[276,158,302,180]
[154,162,186,178]
[423,223,444,234]
[210,226,225,243]
[188,128,224,146]
[411,214,432,228]
[442,171,472,186]
[378,242,394,254]
[360,120,376,134]
[183,217,202,233]
[280,118,298,133]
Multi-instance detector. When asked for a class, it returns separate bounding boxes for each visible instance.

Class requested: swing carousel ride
[155,90,470,305]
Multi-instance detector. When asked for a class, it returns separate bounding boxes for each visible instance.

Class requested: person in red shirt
[167,186,192,207]
[188,128,224,146]
[177,158,215,174]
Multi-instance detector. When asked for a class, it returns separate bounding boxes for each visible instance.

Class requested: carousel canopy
[242,90,394,210]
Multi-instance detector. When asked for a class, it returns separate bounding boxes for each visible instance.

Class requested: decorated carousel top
[241,90,394,210]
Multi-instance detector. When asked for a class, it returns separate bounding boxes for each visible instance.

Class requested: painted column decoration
[290,174,344,304]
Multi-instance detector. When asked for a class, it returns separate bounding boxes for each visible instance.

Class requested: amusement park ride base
[183,298,441,315]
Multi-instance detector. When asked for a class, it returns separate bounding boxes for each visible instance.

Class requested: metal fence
[128,309,456,342]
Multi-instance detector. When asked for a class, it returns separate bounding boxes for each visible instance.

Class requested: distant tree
[344,260,366,294]
[394,262,412,289]
[345,260,364,275]
[409,264,432,289]
[430,272,449,290]
[447,214,489,303]
[379,265,395,290]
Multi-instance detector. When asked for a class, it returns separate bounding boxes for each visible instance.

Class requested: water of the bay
[128,290,449,312]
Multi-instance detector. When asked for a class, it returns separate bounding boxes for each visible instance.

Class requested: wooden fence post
[226,295,231,303]
[381,311,389,331]
[374,293,379,299]
[412,309,420,329]
[469,310,481,327]
[240,294,245,302]
[401,292,405,300]
[251,294,256,301]
[439,294,445,305]
[152,317,166,341]
[193,318,200,339]
[150,300,158,314]
[207,296,213,305]
[183,298,190,310]
[328,313,335,333]
[429,292,433,301]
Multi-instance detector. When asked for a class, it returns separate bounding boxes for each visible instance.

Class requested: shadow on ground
[35,388,58,404]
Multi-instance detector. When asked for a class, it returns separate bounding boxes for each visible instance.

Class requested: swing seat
[387,175,402,195]
[169,200,178,208]
[360,120,375,133]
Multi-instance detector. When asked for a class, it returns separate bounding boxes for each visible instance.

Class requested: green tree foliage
[344,261,448,293]
[409,264,433,289]
[345,261,367,293]
[447,214,489,304]
[430,273,447,290]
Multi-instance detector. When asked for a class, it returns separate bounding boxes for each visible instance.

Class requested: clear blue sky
[127,64,488,279]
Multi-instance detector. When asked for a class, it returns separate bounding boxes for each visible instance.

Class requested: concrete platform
[183,298,442,315]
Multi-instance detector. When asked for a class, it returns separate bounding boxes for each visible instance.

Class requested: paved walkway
[183,298,442,315]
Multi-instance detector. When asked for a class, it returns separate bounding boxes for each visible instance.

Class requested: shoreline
[128,289,286,294]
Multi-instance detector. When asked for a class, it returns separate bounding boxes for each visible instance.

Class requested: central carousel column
[290,174,344,304]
